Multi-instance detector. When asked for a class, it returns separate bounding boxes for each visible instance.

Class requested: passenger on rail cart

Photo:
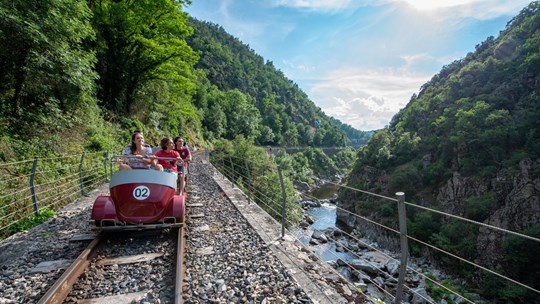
[173,136,191,191]
[155,137,182,175]
[119,131,163,171]
[174,136,191,171]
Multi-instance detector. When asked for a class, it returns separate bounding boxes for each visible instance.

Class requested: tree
[90,0,198,116]
[206,104,227,139]
[0,0,97,132]
[221,89,261,139]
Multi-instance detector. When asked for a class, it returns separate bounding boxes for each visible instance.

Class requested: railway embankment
[0,157,364,303]
[197,160,364,303]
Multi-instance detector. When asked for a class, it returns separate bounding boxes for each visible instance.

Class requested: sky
[185,0,533,131]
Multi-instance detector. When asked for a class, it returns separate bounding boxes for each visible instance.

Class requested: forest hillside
[340,2,540,303]
[186,18,371,147]
[0,0,368,163]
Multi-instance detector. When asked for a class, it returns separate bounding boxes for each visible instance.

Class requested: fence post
[104,151,110,183]
[394,192,409,304]
[277,166,286,239]
[244,158,252,204]
[29,157,39,216]
[209,151,216,174]
[221,157,225,176]
[78,152,86,196]
[229,156,235,187]
[109,151,113,179]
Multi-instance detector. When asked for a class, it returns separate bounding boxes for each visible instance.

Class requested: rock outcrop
[337,158,540,269]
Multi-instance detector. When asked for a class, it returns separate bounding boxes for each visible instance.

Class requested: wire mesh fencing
[0,151,111,239]
[209,151,540,304]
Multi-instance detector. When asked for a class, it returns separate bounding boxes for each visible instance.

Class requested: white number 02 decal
[133,186,150,200]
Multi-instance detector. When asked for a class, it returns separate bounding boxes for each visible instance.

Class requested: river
[292,183,357,262]
[292,183,392,301]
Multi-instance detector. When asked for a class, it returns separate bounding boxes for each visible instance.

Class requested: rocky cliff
[336,158,540,269]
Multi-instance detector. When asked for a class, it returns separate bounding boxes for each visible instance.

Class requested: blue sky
[186,0,533,131]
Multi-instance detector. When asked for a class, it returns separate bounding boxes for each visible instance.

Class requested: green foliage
[221,90,261,139]
[332,147,358,174]
[465,193,496,222]
[0,0,98,136]
[389,163,421,195]
[379,202,395,217]
[8,208,55,235]
[430,220,479,265]
[275,151,314,184]
[274,147,352,184]
[85,120,124,152]
[356,129,393,169]
[479,262,540,304]
[212,137,303,227]
[502,150,529,167]
[90,0,199,133]
[496,225,540,303]
[408,211,441,244]
[424,273,479,304]
[424,159,451,185]
[302,148,338,179]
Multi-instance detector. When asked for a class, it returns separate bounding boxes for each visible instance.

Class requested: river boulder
[348,259,383,275]
[385,259,400,277]
[311,230,328,243]
[410,288,435,304]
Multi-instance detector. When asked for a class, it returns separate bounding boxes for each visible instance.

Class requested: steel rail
[37,234,103,304]
[175,224,186,304]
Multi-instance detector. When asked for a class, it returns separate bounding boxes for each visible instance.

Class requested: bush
[8,208,55,235]
[497,225,540,303]
[423,159,451,185]
[211,137,303,227]
[465,193,496,221]
[389,163,421,195]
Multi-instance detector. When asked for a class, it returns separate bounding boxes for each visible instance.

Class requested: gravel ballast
[0,157,364,304]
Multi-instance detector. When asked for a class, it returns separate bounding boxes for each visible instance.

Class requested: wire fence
[0,151,113,239]
[1,149,538,303]
[209,152,540,304]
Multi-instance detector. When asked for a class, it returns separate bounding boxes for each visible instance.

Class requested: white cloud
[272,0,531,19]
[272,0,355,11]
[397,0,532,20]
[270,0,384,13]
[307,67,430,130]
[282,60,316,72]
[400,53,433,69]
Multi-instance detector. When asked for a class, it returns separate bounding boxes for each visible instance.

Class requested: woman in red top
[174,137,191,162]
[155,137,181,175]
[174,136,191,173]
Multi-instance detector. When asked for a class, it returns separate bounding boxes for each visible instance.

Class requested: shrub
[465,193,496,221]
[389,164,421,195]
[8,208,55,235]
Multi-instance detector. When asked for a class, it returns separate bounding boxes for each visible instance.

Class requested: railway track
[1,150,330,303]
[37,227,185,304]
[36,150,203,303]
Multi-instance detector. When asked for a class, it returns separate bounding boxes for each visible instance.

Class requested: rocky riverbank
[296,196,474,304]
